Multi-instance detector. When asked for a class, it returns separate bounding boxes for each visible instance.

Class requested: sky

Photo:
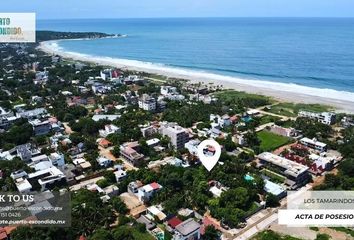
[1,0,354,19]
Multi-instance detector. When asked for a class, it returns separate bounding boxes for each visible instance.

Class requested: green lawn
[214,90,272,108]
[257,130,292,151]
[265,102,332,117]
[259,115,282,125]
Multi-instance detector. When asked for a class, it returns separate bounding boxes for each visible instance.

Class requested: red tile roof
[150,182,161,190]
[0,232,7,240]
[99,138,112,147]
[168,216,183,229]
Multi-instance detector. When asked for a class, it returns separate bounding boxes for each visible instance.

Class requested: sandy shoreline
[38,40,354,113]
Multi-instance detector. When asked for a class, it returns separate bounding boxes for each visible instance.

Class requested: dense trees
[0,118,33,148]
[203,225,220,240]
[162,101,222,128]
[293,117,332,140]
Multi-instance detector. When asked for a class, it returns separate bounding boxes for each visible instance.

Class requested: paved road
[229,184,312,240]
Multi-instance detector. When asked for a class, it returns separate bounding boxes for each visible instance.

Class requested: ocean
[37,18,354,96]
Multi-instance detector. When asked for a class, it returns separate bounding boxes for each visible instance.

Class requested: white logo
[197,139,221,171]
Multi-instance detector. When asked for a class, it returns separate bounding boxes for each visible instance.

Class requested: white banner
[279,209,354,226]
[0,13,36,43]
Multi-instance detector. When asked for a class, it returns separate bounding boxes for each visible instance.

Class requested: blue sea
[37,18,354,97]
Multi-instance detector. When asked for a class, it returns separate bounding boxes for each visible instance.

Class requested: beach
[39,40,354,113]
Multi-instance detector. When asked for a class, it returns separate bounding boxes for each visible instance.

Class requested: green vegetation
[0,118,33,148]
[162,101,222,127]
[257,130,292,152]
[261,169,286,183]
[315,233,331,240]
[265,102,331,117]
[310,227,319,231]
[258,115,282,125]
[252,230,303,240]
[215,90,272,109]
[314,157,354,191]
[36,30,115,42]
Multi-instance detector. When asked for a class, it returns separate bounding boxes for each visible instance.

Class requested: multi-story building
[159,123,189,150]
[16,107,47,120]
[258,152,310,188]
[137,182,163,202]
[138,94,156,111]
[27,166,65,191]
[298,111,336,125]
[161,86,178,95]
[48,152,65,167]
[119,141,145,166]
[269,125,298,138]
[300,137,327,152]
[29,119,51,136]
[210,114,231,128]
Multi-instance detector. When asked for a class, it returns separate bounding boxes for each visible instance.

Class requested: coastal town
[0,33,354,240]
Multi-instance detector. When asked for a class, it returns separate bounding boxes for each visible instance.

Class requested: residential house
[99,124,121,138]
[298,111,336,125]
[173,218,201,240]
[48,152,65,167]
[29,119,51,136]
[120,141,145,166]
[139,94,156,111]
[114,169,127,182]
[137,182,163,202]
[27,166,65,191]
[16,108,47,120]
[96,156,112,168]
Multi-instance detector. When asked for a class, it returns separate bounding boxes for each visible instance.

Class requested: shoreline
[38,40,354,113]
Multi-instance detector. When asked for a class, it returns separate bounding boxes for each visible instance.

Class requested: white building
[184,139,201,156]
[92,114,120,122]
[298,111,336,125]
[99,124,121,137]
[28,166,65,191]
[210,114,231,128]
[97,156,112,168]
[15,178,32,193]
[137,182,163,202]
[161,86,178,95]
[138,94,156,111]
[114,169,127,182]
[146,138,160,147]
[300,137,327,152]
[48,152,65,167]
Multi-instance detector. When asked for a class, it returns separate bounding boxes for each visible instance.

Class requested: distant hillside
[36,31,116,42]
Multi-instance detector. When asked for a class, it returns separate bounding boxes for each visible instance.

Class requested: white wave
[40,40,354,103]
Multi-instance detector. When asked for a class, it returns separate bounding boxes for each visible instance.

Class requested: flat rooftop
[258,152,309,178]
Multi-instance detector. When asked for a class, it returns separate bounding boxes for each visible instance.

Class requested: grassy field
[257,130,292,151]
[214,90,272,108]
[265,102,332,117]
[259,115,282,125]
